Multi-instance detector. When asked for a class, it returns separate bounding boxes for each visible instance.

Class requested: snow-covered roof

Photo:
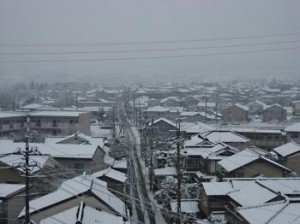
[218,148,290,173]
[170,200,199,213]
[263,103,285,111]
[183,143,234,159]
[184,135,214,148]
[273,141,300,157]
[145,106,169,112]
[112,159,127,170]
[202,131,250,144]
[228,182,277,207]
[0,154,53,174]
[285,123,300,132]
[30,111,88,117]
[19,175,126,218]
[256,179,300,195]
[40,203,128,224]
[197,102,216,107]
[180,122,214,134]
[237,198,300,224]
[202,181,250,196]
[0,112,25,119]
[46,133,105,149]
[0,183,25,198]
[0,140,99,160]
[154,167,177,176]
[92,167,127,183]
[180,111,199,117]
[235,103,249,111]
[152,118,177,128]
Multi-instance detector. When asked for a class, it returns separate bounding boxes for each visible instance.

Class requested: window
[52,120,57,127]
[74,163,86,173]
[36,119,41,127]
[236,171,244,177]
[291,132,299,138]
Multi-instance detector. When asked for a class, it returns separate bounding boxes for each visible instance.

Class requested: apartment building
[0,111,91,137]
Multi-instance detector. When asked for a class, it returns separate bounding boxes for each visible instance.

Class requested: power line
[1,31,300,48]
[0,46,299,64]
[0,39,299,55]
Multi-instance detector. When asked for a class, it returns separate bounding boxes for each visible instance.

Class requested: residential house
[200,130,251,149]
[262,104,287,122]
[183,143,239,174]
[197,102,216,112]
[200,178,300,218]
[227,198,300,224]
[285,123,300,143]
[273,141,300,175]
[148,118,178,139]
[180,112,202,123]
[18,175,129,223]
[222,104,249,124]
[292,100,300,116]
[180,122,214,139]
[0,183,25,224]
[184,96,200,111]
[217,148,291,179]
[92,167,127,200]
[0,139,106,175]
[144,106,169,121]
[160,97,183,107]
[40,202,129,224]
[248,100,266,115]
[233,129,286,150]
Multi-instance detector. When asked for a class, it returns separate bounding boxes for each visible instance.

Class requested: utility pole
[205,89,208,122]
[25,136,30,224]
[112,106,116,138]
[149,119,154,191]
[76,92,79,111]
[176,120,181,224]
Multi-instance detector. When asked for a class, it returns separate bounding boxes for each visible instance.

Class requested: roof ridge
[237,200,286,211]
[265,199,290,224]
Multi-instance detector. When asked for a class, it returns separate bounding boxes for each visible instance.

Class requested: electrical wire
[0,46,299,63]
[1,31,300,47]
[1,39,299,55]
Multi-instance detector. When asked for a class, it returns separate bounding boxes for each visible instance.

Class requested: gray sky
[0,0,300,84]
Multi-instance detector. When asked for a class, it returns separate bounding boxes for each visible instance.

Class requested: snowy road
[120,105,157,224]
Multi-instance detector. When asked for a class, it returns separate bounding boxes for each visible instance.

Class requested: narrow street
[119,104,157,224]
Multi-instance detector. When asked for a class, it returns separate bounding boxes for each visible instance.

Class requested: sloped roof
[0,183,25,198]
[285,123,300,132]
[40,203,127,224]
[180,122,214,134]
[202,131,250,144]
[19,175,126,218]
[237,200,288,224]
[0,140,99,160]
[218,148,290,173]
[92,167,127,183]
[228,182,278,207]
[0,154,53,174]
[152,118,177,128]
[145,106,169,112]
[237,198,300,224]
[273,141,300,157]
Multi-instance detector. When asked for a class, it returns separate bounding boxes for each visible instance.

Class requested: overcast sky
[0,0,300,84]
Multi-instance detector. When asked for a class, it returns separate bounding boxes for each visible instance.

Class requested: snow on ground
[131,124,167,224]
[90,124,112,138]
